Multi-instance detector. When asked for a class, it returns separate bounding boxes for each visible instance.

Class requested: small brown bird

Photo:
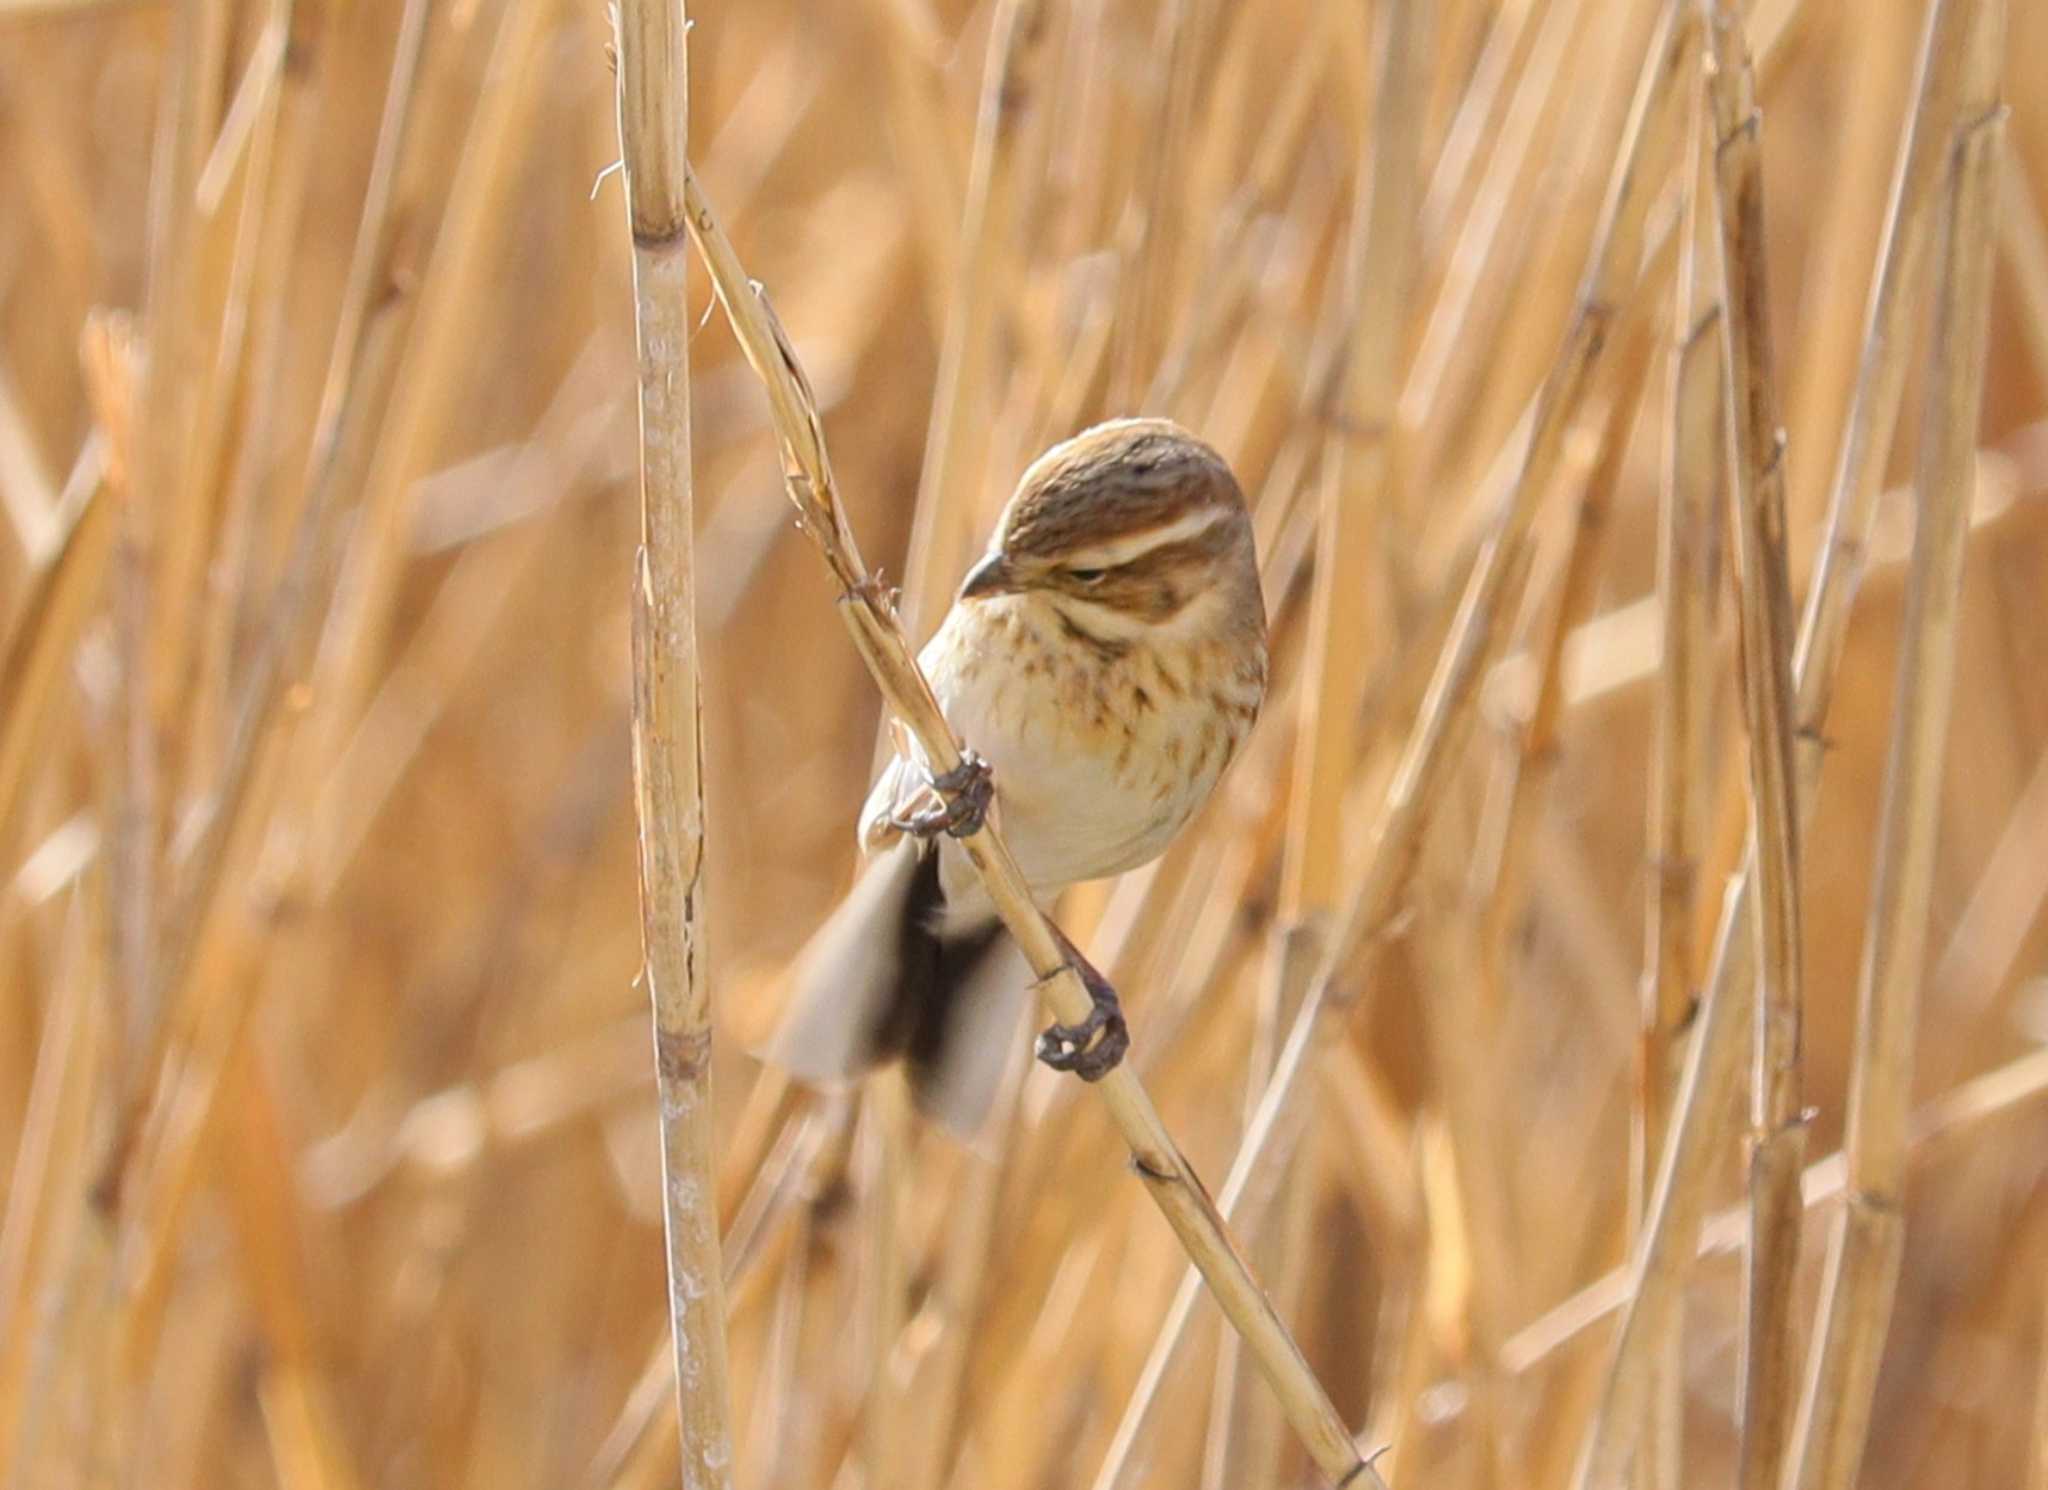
[769,418,1267,1134]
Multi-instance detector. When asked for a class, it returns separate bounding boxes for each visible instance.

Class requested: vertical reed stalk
[1700,9,1808,1489]
[1786,7,2006,1484]
[613,4,737,1484]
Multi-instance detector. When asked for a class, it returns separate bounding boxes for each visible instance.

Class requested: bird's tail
[765,841,1032,1138]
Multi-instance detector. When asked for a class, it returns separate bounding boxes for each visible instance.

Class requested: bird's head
[956,418,1264,648]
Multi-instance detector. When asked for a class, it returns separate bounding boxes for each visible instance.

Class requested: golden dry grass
[2,0,2046,1487]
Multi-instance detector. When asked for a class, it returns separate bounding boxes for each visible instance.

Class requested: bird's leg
[889,751,995,840]
[1034,925,1129,1081]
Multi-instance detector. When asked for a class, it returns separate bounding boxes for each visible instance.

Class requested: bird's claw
[890,751,995,840]
[1035,955,1129,1081]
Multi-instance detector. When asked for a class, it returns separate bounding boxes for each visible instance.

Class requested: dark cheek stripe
[1055,610,1131,661]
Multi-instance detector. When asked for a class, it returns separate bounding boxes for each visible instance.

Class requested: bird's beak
[959,551,1016,599]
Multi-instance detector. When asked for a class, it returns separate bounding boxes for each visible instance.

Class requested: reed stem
[614,3,738,1482]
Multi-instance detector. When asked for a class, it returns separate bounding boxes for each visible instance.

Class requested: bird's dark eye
[1068,567,1108,585]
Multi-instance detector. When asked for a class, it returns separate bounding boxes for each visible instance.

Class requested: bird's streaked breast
[917,596,1261,911]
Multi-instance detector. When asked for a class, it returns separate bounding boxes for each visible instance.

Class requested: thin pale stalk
[0,439,110,855]
[305,0,557,761]
[224,1055,364,1490]
[1143,29,1332,412]
[1475,308,1653,1005]
[1797,0,1987,748]
[1110,0,1212,404]
[1924,743,2048,1064]
[614,2,735,1483]
[1410,889,1513,1490]
[905,1084,1019,1490]
[860,1079,909,1490]
[0,902,99,1474]
[1200,929,1314,1490]
[1779,7,1912,541]
[1454,4,1668,497]
[1454,315,1653,1487]
[1399,0,1588,439]
[110,60,173,1187]
[857,0,963,328]
[1418,0,1534,252]
[2002,153,2048,386]
[678,163,1379,1490]
[0,370,55,567]
[188,0,325,796]
[1788,27,2006,1489]
[1287,0,1424,923]
[109,0,238,1149]
[151,9,289,742]
[1639,343,1718,1220]
[741,1199,814,1490]
[114,700,298,1385]
[580,1104,847,1490]
[896,0,1048,642]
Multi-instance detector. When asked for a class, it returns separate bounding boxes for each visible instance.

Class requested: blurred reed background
[3,0,2047,1486]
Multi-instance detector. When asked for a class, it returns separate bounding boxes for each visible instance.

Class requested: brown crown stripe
[1002,424,1242,561]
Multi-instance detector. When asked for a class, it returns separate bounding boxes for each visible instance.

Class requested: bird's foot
[890,751,995,840]
[1035,943,1129,1081]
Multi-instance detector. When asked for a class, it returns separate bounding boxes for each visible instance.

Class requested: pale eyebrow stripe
[1065,503,1231,568]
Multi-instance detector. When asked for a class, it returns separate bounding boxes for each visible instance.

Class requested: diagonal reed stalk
[612,2,737,1484]
[676,160,1381,1490]
[1784,6,2007,1485]
[1698,8,1808,1489]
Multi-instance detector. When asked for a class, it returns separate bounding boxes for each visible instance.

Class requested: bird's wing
[765,838,927,1082]
[765,834,1027,1145]
[906,929,1033,1140]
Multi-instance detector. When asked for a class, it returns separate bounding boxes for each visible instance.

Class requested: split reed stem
[613,3,738,1483]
